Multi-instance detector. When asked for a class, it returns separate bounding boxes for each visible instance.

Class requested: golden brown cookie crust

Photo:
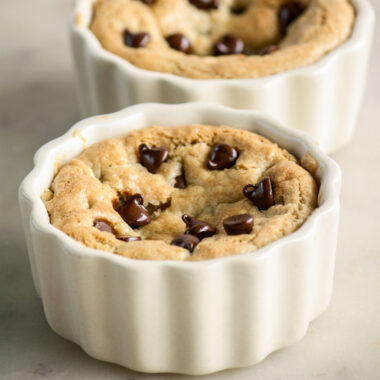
[43,125,318,261]
[89,0,354,79]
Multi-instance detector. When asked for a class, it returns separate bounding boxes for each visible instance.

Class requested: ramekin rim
[19,102,341,269]
[71,0,374,86]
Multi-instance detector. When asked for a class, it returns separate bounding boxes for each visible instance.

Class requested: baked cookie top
[89,0,354,79]
[43,125,318,261]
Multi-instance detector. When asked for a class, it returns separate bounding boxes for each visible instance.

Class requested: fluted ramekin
[70,0,374,154]
[19,103,341,375]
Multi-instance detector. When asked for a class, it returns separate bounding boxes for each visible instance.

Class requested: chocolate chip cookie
[89,0,354,79]
[42,124,318,260]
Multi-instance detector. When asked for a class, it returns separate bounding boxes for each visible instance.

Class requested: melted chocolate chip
[243,177,275,210]
[170,234,200,253]
[230,4,247,15]
[94,219,143,241]
[223,214,254,235]
[146,199,171,215]
[189,0,219,10]
[139,143,169,173]
[182,214,216,240]
[94,220,115,234]
[279,2,304,35]
[207,143,239,170]
[117,236,142,242]
[166,34,192,54]
[174,172,186,189]
[259,45,279,56]
[140,0,153,4]
[116,194,152,228]
[214,34,244,56]
[123,29,151,48]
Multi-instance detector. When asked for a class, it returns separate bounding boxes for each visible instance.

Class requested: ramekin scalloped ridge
[19,102,341,375]
[70,0,374,154]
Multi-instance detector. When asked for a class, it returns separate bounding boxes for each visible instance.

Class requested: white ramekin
[70,0,374,154]
[19,103,341,375]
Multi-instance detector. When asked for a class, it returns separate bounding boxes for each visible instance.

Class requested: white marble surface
[0,1,379,379]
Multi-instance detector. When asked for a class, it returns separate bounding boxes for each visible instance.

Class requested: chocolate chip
[170,234,200,253]
[182,214,216,240]
[94,220,143,241]
[214,34,244,56]
[207,143,239,170]
[94,220,115,234]
[139,143,169,173]
[140,0,153,4]
[223,214,254,235]
[243,177,275,210]
[279,2,304,35]
[230,4,247,15]
[146,199,171,214]
[117,236,142,242]
[174,172,186,189]
[116,194,152,228]
[189,0,219,10]
[166,34,192,54]
[259,45,279,56]
[123,29,150,48]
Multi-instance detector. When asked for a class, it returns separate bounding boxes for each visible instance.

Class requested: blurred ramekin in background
[19,103,341,375]
[70,0,374,154]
